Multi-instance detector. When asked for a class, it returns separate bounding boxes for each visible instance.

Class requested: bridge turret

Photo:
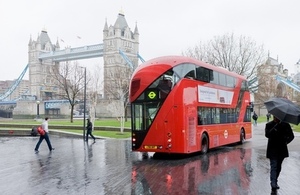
[55,39,60,51]
[36,33,41,50]
[134,22,139,42]
[28,35,32,47]
[103,19,108,38]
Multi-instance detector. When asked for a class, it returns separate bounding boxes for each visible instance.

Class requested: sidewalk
[0,135,135,195]
[1,123,300,195]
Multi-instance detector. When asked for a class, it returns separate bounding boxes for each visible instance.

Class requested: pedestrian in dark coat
[86,118,96,142]
[252,111,258,126]
[265,115,294,192]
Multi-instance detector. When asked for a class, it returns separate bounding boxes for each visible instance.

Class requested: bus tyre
[201,134,209,154]
[239,129,245,144]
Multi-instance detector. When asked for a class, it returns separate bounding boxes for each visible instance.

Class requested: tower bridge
[38,44,104,62]
[0,11,143,118]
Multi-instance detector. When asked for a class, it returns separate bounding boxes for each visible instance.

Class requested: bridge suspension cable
[0,64,29,101]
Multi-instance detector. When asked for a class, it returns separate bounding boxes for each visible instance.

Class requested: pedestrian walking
[34,117,54,152]
[265,115,294,193]
[86,118,96,142]
[252,111,258,126]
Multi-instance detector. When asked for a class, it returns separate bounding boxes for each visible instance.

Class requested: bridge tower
[28,29,60,100]
[103,10,139,98]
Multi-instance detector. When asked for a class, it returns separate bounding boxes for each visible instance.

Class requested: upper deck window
[173,63,195,79]
[173,63,238,88]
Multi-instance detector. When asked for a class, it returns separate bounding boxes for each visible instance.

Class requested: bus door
[131,101,161,151]
[185,106,198,153]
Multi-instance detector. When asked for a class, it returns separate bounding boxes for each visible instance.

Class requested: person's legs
[44,133,53,151]
[276,157,285,187]
[90,132,96,141]
[270,158,278,190]
[86,130,95,141]
[35,136,44,151]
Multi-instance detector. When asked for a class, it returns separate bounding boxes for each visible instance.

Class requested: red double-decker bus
[130,56,252,154]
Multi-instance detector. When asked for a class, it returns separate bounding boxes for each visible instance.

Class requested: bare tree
[87,63,103,128]
[50,61,89,122]
[105,65,132,133]
[183,32,267,90]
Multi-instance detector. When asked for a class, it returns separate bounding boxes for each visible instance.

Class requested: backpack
[252,114,258,120]
[37,126,45,136]
[31,127,38,136]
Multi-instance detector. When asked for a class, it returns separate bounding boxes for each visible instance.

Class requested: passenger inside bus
[198,112,203,125]
[158,79,172,99]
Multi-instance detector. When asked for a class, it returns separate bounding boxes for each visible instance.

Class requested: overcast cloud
[1,0,300,80]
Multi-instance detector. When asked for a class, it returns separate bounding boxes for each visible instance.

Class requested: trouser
[35,133,53,151]
[86,130,95,141]
[270,157,284,188]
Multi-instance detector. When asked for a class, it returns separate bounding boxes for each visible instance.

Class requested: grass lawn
[0,119,132,139]
[0,119,131,128]
[64,130,131,139]
[256,116,300,132]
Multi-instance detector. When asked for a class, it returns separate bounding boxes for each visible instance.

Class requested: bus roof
[135,55,246,80]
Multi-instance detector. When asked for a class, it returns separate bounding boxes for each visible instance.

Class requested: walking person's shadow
[84,141,95,162]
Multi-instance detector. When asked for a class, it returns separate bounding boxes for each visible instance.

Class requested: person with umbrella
[264,97,297,193]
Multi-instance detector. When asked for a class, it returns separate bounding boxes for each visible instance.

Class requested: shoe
[50,148,55,151]
[34,149,39,153]
[276,184,280,189]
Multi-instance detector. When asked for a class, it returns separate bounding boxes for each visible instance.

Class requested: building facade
[254,56,290,115]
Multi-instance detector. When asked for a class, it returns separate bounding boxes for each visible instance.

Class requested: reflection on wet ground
[1,123,300,195]
[132,147,253,195]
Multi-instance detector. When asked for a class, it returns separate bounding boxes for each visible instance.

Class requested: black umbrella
[264,97,300,125]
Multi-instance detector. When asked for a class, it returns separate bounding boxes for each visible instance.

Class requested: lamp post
[82,67,87,141]
[36,100,40,119]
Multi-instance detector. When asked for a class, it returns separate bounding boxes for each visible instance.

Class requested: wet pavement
[1,123,300,195]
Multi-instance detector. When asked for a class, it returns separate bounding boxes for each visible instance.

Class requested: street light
[81,67,87,141]
[36,100,40,119]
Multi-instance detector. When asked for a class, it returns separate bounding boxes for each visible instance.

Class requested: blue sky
[1,0,300,80]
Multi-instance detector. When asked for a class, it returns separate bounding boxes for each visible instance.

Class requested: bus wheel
[201,134,209,154]
[239,129,245,144]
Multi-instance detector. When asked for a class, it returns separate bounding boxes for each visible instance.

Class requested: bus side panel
[162,89,186,153]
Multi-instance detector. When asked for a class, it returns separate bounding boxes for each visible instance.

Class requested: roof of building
[114,12,129,30]
[39,29,53,50]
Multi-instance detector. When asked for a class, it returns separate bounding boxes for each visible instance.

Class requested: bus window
[185,70,195,79]
[133,104,143,131]
[158,79,172,99]
[214,108,220,124]
[219,73,226,86]
[226,75,236,88]
[210,71,219,85]
[173,63,195,79]
[241,80,249,91]
[132,102,161,131]
[196,67,211,82]
[244,106,252,122]
[197,110,203,125]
